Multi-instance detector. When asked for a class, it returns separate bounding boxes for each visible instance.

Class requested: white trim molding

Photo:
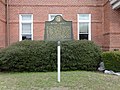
[77,14,91,40]
[19,14,33,41]
[48,14,62,21]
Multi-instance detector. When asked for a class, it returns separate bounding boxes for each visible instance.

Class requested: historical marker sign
[44,15,73,83]
[44,15,73,41]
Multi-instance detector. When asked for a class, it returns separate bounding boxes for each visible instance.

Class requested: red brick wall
[109,8,120,50]
[8,0,104,48]
[103,0,120,51]
[103,0,110,51]
[0,0,119,51]
[0,0,6,48]
[0,0,118,51]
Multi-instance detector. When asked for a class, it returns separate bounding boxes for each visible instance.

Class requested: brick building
[0,0,120,50]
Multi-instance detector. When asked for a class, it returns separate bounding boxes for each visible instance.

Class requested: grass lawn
[0,71,120,90]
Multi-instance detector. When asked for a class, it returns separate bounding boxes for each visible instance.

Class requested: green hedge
[0,40,101,72]
[61,40,102,71]
[102,51,120,72]
[0,41,57,72]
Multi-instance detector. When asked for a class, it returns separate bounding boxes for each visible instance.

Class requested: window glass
[79,22,89,33]
[22,15,32,21]
[50,15,57,20]
[20,14,33,41]
[22,35,31,40]
[79,14,89,20]
[78,14,91,40]
[22,23,31,34]
[79,34,88,40]
[49,14,62,21]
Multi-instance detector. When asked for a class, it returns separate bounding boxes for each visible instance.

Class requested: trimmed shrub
[102,51,120,72]
[0,40,101,72]
[61,40,102,71]
[0,40,57,72]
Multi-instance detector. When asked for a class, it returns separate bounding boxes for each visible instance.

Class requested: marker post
[57,41,61,82]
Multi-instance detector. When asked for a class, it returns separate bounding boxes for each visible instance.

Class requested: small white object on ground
[98,62,105,72]
[104,70,120,76]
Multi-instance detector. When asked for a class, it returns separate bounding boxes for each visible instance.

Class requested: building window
[19,14,33,41]
[78,14,91,40]
[48,14,62,21]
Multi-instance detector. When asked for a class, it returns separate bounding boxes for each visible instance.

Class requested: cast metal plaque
[44,15,73,41]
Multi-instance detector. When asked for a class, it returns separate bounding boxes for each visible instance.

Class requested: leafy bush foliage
[0,40,57,72]
[61,40,102,71]
[102,51,120,72]
[0,40,101,72]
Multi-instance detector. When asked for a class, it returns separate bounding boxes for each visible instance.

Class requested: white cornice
[110,0,120,9]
